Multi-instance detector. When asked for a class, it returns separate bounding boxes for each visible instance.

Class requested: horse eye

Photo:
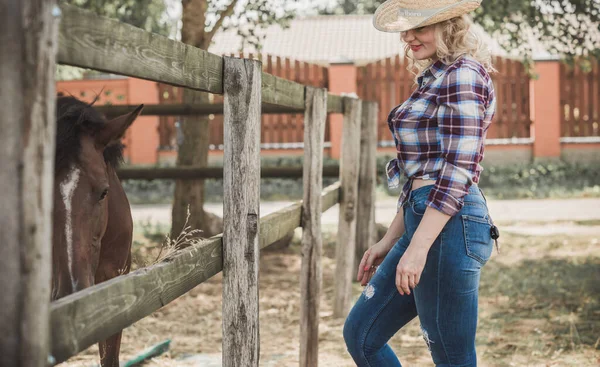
[99,188,109,201]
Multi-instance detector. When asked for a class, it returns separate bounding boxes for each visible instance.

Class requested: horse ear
[96,104,144,147]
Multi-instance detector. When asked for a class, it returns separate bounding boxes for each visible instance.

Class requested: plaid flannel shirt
[386,56,496,216]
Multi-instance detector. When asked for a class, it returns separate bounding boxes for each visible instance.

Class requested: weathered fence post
[299,87,327,366]
[355,101,379,271]
[333,97,362,318]
[222,57,261,367]
[0,2,58,366]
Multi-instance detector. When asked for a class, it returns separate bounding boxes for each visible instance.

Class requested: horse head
[52,96,143,300]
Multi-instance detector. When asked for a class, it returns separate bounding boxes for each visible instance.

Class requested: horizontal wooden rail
[260,181,340,250]
[116,166,340,180]
[96,103,302,116]
[327,94,343,113]
[96,99,343,117]
[58,5,223,94]
[50,182,341,364]
[57,5,345,113]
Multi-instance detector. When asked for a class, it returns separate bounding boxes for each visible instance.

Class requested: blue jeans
[343,184,494,367]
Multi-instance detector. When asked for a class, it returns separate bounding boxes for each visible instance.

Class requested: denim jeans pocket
[461,215,494,265]
[410,199,427,216]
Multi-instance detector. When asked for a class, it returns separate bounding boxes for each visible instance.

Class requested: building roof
[209,15,509,66]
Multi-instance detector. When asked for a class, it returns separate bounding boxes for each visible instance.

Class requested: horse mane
[55,96,124,173]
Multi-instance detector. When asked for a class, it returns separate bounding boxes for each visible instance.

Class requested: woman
[343,0,499,366]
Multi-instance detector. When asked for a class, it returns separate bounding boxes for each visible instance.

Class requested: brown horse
[52,96,143,367]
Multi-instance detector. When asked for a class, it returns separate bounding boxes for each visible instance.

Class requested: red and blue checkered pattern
[386,56,496,216]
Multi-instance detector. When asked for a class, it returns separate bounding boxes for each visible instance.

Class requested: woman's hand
[356,238,396,286]
[395,244,429,295]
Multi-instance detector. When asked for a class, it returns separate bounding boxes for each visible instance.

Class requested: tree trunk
[172,0,223,239]
[171,91,223,239]
[0,1,58,365]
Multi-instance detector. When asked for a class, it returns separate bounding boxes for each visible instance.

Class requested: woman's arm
[356,208,406,285]
[395,207,450,295]
[382,207,406,244]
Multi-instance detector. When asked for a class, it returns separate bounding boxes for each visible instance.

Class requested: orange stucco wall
[328,63,358,159]
[530,61,562,158]
[127,78,160,165]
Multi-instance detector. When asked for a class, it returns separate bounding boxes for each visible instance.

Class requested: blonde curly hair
[403,15,495,81]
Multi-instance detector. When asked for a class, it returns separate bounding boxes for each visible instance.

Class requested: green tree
[62,0,174,36]
[320,0,600,59]
[472,0,599,60]
[171,0,296,239]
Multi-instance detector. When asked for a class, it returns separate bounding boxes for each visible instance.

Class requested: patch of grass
[476,232,600,365]
[575,219,600,226]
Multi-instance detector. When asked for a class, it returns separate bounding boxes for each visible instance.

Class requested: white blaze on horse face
[60,166,81,293]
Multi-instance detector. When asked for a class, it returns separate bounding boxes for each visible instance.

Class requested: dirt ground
[58,219,600,367]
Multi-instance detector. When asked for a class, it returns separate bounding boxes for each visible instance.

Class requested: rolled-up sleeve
[426,66,488,216]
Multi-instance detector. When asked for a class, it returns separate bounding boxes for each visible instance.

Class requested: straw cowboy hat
[373,0,482,32]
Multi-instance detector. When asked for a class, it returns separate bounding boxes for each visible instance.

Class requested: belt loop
[478,186,488,205]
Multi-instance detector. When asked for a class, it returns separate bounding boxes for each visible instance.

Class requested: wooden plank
[284,58,293,143]
[50,237,223,363]
[521,62,532,138]
[321,181,342,212]
[383,58,392,143]
[366,63,373,101]
[222,57,261,367]
[517,60,528,138]
[50,181,341,363]
[58,4,223,94]
[513,61,524,137]
[116,166,341,180]
[400,55,412,100]
[299,87,327,367]
[506,59,516,138]
[566,64,576,136]
[591,59,600,136]
[333,97,362,318]
[327,94,344,113]
[573,63,581,136]
[393,55,402,142]
[0,2,58,365]
[559,61,567,137]
[294,60,302,142]
[579,62,588,136]
[260,182,341,251]
[274,56,284,144]
[588,59,600,136]
[260,203,302,250]
[357,66,364,99]
[265,56,274,144]
[572,63,580,136]
[497,57,508,138]
[95,103,304,117]
[375,60,384,130]
[354,101,378,271]
[261,72,306,109]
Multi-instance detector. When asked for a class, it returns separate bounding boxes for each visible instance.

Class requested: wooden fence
[0,4,379,366]
[357,55,533,142]
[158,55,330,150]
[560,59,600,137]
